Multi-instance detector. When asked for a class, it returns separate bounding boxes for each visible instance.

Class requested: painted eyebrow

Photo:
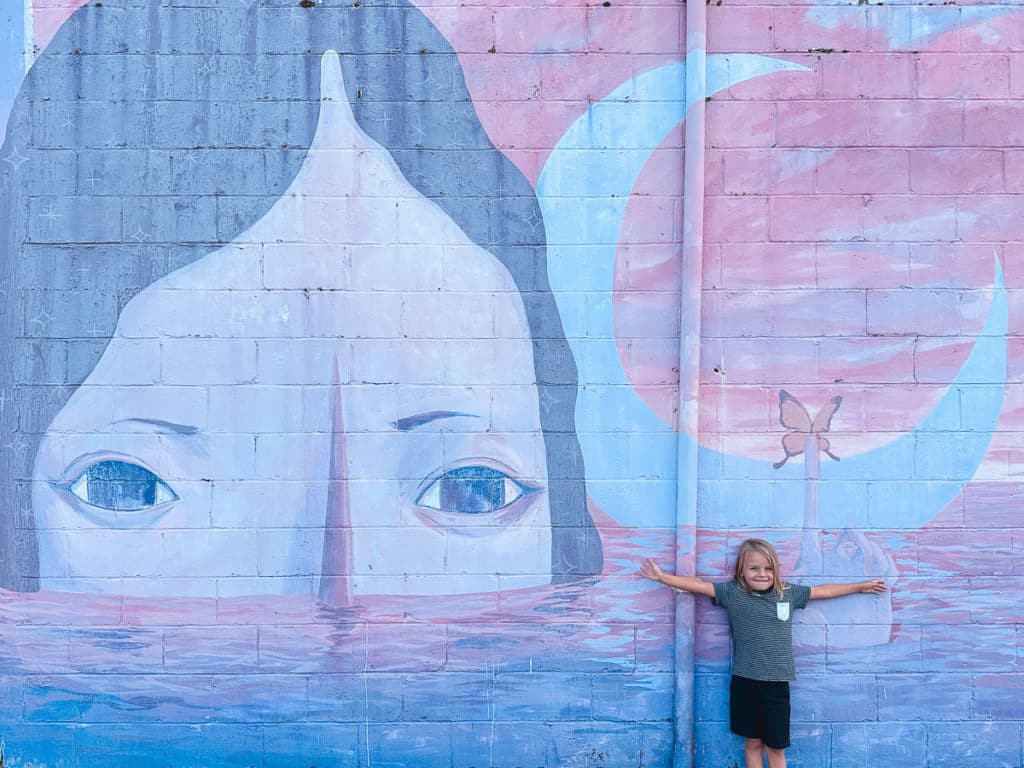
[112,418,201,436]
[392,411,478,431]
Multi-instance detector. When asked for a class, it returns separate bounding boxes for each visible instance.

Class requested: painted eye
[67,459,178,511]
[417,465,531,514]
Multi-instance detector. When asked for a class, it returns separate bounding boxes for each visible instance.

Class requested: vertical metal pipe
[675,0,707,765]
[0,0,27,135]
[21,0,32,73]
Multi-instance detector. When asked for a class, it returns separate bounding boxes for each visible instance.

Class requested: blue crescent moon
[536,54,1008,531]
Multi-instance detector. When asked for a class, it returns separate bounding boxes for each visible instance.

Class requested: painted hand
[826,529,898,583]
[797,529,897,647]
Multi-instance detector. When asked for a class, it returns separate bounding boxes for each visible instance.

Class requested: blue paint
[58,459,178,512]
[539,55,808,529]
[0,0,601,588]
[418,465,533,514]
[0,6,1018,767]
[0,0,22,136]
[538,59,1007,531]
[0,612,660,766]
[882,5,1020,49]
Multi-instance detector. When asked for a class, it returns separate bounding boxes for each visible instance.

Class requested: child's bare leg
[744,738,764,768]
[765,746,787,768]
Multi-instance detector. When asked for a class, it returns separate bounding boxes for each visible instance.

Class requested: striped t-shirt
[712,580,812,682]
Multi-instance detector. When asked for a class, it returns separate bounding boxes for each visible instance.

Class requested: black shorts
[729,675,791,750]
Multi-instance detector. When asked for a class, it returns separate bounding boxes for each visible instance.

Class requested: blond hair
[733,538,784,599]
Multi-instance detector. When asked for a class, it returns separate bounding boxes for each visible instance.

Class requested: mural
[0,0,22,134]
[1,0,1022,766]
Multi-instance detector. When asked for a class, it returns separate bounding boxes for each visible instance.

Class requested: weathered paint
[0,0,24,134]
[1,1,1023,766]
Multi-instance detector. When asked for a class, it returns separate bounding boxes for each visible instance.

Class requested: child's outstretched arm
[639,559,715,597]
[809,579,886,600]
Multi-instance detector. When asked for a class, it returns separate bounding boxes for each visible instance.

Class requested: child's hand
[639,559,664,583]
[859,578,886,595]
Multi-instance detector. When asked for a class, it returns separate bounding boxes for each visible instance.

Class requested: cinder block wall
[695,4,1023,767]
[0,1,1021,767]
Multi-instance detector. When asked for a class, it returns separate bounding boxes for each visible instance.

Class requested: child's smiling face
[741,551,776,591]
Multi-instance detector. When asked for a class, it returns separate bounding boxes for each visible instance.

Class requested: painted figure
[0,0,601,598]
[0,2,1015,765]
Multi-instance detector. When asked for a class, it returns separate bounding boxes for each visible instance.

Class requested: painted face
[741,551,775,592]
[31,52,552,599]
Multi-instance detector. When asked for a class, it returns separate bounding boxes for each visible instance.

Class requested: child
[640,538,886,768]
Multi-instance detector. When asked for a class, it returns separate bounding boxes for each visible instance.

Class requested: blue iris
[66,460,178,512]
[417,465,529,514]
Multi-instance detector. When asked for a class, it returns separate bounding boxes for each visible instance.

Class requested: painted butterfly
[772,390,842,469]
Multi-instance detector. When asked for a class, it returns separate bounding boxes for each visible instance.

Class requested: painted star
[128,226,151,243]
[2,148,29,171]
[538,387,560,415]
[40,204,63,226]
[522,206,543,229]
[30,309,53,329]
